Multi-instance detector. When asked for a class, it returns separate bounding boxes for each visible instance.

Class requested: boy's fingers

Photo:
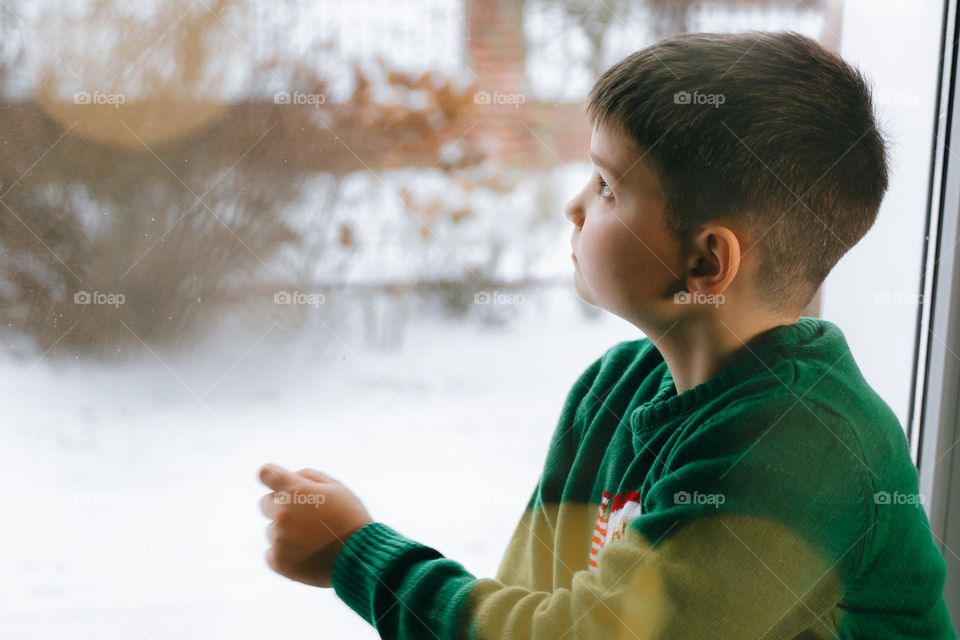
[259,463,299,491]
[296,468,334,484]
[260,492,281,519]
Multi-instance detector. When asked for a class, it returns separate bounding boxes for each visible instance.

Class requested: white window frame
[915,0,960,624]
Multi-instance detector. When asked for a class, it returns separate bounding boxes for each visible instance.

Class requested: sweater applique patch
[587,489,642,572]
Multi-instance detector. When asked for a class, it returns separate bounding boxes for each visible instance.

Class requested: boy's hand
[258,462,373,588]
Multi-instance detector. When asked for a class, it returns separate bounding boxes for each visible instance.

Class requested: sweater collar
[630,316,831,432]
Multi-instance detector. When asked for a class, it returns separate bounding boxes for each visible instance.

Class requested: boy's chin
[572,270,593,304]
[572,272,606,312]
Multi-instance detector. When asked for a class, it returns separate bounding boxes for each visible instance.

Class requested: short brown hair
[586,31,890,312]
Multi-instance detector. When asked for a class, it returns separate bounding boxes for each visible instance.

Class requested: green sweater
[331,317,957,639]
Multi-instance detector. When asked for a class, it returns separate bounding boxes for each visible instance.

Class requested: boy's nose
[564,197,584,228]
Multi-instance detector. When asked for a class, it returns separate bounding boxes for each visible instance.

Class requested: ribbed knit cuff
[331,521,426,626]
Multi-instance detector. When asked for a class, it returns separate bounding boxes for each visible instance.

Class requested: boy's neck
[648,313,801,394]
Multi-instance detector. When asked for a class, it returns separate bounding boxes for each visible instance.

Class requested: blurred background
[0,0,946,637]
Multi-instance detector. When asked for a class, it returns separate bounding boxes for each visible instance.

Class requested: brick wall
[465,0,592,168]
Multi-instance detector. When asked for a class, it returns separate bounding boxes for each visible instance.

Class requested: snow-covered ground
[0,286,638,638]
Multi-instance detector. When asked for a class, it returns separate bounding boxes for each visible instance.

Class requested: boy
[258,31,957,638]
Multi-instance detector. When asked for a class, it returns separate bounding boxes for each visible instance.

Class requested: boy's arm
[330,405,881,640]
[332,515,835,640]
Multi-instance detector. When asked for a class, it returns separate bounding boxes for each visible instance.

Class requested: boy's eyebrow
[588,151,615,172]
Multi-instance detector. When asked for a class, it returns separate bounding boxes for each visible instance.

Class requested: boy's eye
[596,175,613,200]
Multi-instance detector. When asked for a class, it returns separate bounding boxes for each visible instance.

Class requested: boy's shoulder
[592,320,909,472]
[581,320,903,447]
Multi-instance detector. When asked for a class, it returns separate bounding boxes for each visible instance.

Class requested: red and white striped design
[587,491,613,572]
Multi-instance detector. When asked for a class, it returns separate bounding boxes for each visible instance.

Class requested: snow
[0,287,638,637]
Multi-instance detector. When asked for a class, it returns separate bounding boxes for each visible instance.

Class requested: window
[1,0,956,636]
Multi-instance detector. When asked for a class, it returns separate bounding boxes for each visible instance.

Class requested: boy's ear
[685,225,741,296]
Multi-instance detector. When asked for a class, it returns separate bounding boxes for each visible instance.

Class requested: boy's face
[564,124,681,323]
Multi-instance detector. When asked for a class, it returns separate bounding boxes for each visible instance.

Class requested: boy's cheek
[580,246,636,308]
[605,242,676,306]
[576,220,619,266]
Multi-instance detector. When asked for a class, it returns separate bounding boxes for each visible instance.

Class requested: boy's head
[565,31,889,327]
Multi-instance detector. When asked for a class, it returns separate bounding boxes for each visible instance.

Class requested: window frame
[915,0,960,625]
